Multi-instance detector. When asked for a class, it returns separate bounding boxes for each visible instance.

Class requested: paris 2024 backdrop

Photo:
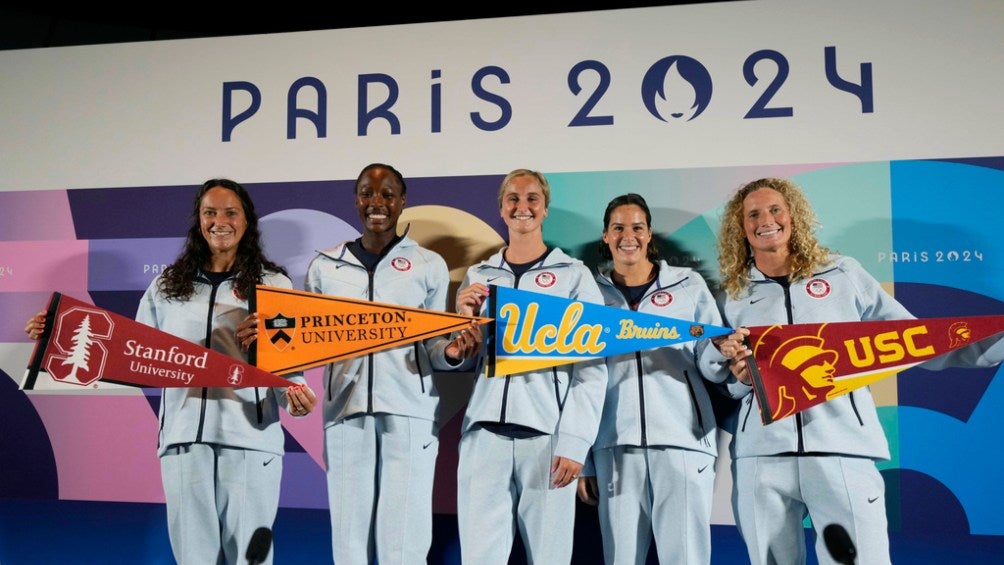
[2,1,1002,562]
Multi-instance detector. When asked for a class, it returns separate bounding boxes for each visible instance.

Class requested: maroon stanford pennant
[22,292,294,390]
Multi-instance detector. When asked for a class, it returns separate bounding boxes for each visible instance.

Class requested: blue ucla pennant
[489,285,732,377]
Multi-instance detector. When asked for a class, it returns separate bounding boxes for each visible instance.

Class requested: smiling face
[742,187,792,258]
[199,186,247,256]
[355,166,405,237]
[500,174,548,236]
[603,203,652,269]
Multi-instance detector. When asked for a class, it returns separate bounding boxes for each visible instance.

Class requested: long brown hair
[597,193,661,263]
[158,178,287,301]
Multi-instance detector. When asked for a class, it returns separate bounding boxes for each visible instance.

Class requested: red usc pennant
[22,292,294,390]
[746,315,1004,424]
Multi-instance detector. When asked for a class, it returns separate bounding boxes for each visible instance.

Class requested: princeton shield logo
[264,313,297,352]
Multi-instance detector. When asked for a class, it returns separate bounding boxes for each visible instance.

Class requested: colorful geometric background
[2,157,1001,562]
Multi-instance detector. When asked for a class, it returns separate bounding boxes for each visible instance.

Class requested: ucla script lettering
[499,302,605,355]
[615,319,681,340]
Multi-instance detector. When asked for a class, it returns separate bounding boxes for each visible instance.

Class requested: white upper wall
[1,0,1002,190]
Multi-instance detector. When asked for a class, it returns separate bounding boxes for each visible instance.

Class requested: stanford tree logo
[44,306,114,386]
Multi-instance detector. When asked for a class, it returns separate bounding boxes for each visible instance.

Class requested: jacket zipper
[415,342,426,394]
[685,369,704,432]
[195,278,220,442]
[367,268,375,414]
[636,352,647,447]
[552,367,563,411]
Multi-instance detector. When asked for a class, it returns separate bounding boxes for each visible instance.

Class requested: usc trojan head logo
[264,313,296,352]
[948,321,972,348]
[44,306,114,386]
[771,333,839,397]
[756,324,844,420]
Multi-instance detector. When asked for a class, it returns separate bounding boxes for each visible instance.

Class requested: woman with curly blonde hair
[701,177,1004,565]
[716,177,831,300]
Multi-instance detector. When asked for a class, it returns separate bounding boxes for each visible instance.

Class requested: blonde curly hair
[717,177,831,299]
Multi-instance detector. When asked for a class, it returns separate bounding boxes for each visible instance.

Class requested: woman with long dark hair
[577,193,725,565]
[28,178,316,564]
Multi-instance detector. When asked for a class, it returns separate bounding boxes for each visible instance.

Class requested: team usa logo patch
[650,291,673,307]
[805,278,831,299]
[534,272,557,288]
[391,257,412,272]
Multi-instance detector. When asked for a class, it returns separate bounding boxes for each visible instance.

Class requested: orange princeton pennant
[251,285,491,375]
[745,315,1004,425]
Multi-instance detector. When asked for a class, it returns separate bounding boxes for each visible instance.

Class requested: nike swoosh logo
[263,457,276,467]
[867,496,880,503]
[697,465,709,473]
[422,441,435,449]
[487,277,500,283]
[750,297,766,305]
